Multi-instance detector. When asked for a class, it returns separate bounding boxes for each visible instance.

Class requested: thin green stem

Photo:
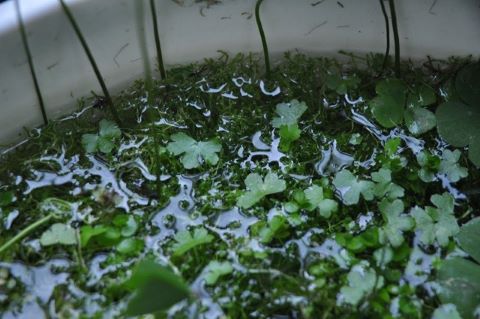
[149,0,167,80]
[378,0,390,72]
[0,213,55,255]
[59,0,121,124]
[255,0,271,78]
[15,0,48,125]
[388,0,401,77]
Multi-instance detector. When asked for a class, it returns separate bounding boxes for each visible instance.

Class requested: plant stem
[255,0,271,78]
[149,0,167,80]
[378,0,390,72]
[59,0,121,124]
[388,0,401,77]
[0,213,55,255]
[15,0,48,125]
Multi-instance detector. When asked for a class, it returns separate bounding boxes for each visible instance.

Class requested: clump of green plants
[0,53,479,319]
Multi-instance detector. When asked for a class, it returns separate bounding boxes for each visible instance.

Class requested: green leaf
[436,101,480,167]
[80,225,108,247]
[81,120,121,154]
[340,263,383,306]
[117,238,144,255]
[237,173,286,209]
[126,260,190,316]
[167,133,221,169]
[99,119,121,139]
[406,84,436,108]
[204,261,233,285]
[438,257,480,319]
[432,304,462,319]
[81,134,99,153]
[258,215,290,244]
[325,73,360,95]
[455,62,480,107]
[0,191,14,207]
[113,215,138,237]
[271,100,307,128]
[371,79,407,128]
[404,107,437,136]
[438,149,468,183]
[416,151,441,183]
[40,223,77,246]
[332,170,374,206]
[457,217,480,264]
[279,124,301,151]
[379,199,414,247]
[371,168,405,200]
[411,193,459,247]
[304,185,338,218]
[171,227,214,256]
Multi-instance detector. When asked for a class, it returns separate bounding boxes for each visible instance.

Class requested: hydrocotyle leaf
[171,227,214,256]
[304,185,338,218]
[457,217,480,264]
[379,199,414,247]
[167,133,221,169]
[271,100,307,128]
[333,170,374,206]
[204,261,233,285]
[126,260,190,316]
[436,101,480,167]
[237,173,286,209]
[437,257,480,319]
[339,263,383,306]
[40,223,77,246]
[371,79,407,128]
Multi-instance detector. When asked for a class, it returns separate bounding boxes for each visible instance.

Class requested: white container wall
[1,0,479,148]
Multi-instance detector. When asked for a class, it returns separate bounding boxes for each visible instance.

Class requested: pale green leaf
[432,304,462,319]
[340,263,383,306]
[171,227,214,256]
[333,170,374,206]
[438,149,468,183]
[204,261,233,285]
[40,223,77,246]
[271,100,307,128]
[167,133,221,169]
[379,199,414,247]
[237,173,286,209]
[304,185,338,218]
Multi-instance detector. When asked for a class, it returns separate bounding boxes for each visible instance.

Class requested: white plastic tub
[1,0,479,148]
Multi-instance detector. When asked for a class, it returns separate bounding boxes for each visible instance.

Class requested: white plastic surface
[0,0,479,147]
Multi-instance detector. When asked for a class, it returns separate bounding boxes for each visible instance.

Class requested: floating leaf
[333,170,374,206]
[437,257,480,319]
[340,263,383,306]
[304,185,338,218]
[432,304,462,319]
[237,173,286,209]
[436,101,480,167]
[80,225,108,247]
[404,107,436,136]
[379,199,414,247]
[325,73,360,95]
[116,238,144,255]
[406,84,436,108]
[416,151,441,183]
[411,193,458,247]
[204,261,233,285]
[258,215,290,244]
[126,260,190,316]
[457,217,480,264]
[271,100,307,128]
[279,124,301,152]
[40,223,77,246]
[171,227,214,256]
[371,168,404,200]
[167,133,221,169]
[81,120,121,154]
[371,79,407,128]
[438,149,468,183]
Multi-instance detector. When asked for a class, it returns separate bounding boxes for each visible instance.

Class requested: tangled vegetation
[0,53,479,318]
